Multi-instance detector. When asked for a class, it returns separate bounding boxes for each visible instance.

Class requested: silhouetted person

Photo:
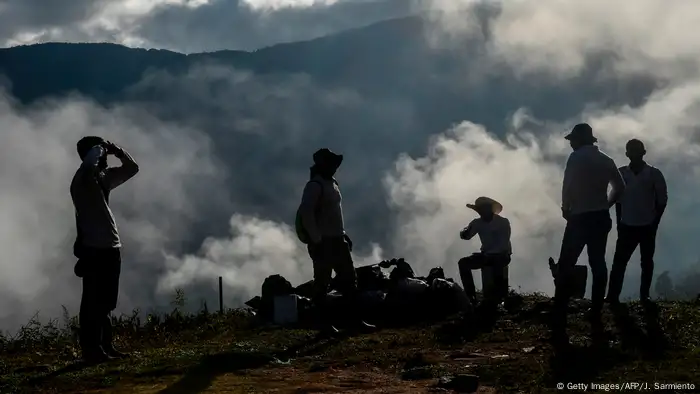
[552,123,625,343]
[458,197,512,308]
[71,136,139,363]
[654,270,674,300]
[607,139,667,304]
[297,148,374,332]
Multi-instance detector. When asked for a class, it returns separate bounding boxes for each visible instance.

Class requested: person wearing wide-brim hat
[295,148,375,334]
[458,196,512,310]
[466,196,503,215]
[553,123,625,346]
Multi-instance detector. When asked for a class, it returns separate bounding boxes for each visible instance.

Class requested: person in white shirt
[607,139,667,304]
[552,123,625,343]
[457,196,512,307]
[297,148,374,333]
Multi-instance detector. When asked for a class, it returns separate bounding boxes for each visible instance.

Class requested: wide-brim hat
[564,123,597,143]
[466,196,503,215]
[313,148,343,168]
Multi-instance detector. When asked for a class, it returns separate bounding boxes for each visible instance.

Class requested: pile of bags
[245,258,473,325]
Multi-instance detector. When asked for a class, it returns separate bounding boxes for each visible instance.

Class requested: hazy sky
[0,0,416,52]
[1,0,700,331]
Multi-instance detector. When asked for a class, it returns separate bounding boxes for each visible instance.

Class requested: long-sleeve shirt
[70,145,139,248]
[562,145,625,216]
[298,175,345,244]
[617,164,667,226]
[459,215,512,255]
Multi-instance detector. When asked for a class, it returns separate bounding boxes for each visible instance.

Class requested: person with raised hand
[71,136,139,363]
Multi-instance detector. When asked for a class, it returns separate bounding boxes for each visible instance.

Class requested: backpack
[295,179,337,244]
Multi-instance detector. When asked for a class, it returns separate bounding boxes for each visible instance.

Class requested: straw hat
[466,196,503,215]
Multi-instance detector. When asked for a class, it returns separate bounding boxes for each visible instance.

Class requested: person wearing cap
[71,136,139,363]
[458,197,512,308]
[607,139,667,304]
[297,148,374,332]
[553,123,625,343]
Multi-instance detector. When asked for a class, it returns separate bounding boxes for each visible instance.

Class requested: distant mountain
[0,15,671,316]
[0,16,656,125]
[0,17,428,103]
[0,15,660,251]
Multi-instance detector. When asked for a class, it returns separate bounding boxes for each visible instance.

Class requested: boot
[351,320,377,332]
[100,316,128,359]
[103,345,130,359]
[319,324,340,337]
[82,347,113,364]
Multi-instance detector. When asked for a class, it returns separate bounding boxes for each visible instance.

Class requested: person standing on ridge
[71,136,139,363]
[607,139,667,304]
[553,123,625,344]
[296,148,375,333]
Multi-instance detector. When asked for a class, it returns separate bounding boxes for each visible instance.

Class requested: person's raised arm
[459,219,479,240]
[299,181,323,244]
[103,142,139,190]
[653,168,668,226]
[608,159,626,208]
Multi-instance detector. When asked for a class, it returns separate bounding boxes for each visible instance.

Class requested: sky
[0,0,416,52]
[2,0,700,331]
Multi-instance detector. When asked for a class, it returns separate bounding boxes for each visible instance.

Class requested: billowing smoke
[393,0,700,290]
[0,91,227,330]
[384,80,700,294]
[2,0,700,332]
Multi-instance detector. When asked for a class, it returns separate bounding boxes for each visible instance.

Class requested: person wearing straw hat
[458,196,512,309]
[552,123,625,345]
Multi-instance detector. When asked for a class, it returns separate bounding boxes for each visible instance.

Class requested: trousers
[553,210,611,330]
[78,247,121,353]
[608,223,657,300]
[458,253,511,303]
[307,236,358,308]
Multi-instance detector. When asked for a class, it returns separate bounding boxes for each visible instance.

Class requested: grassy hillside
[1,293,699,393]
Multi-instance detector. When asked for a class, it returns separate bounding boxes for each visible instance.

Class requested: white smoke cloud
[157,0,700,304]
[4,0,700,333]
[384,81,700,296]
[159,78,700,304]
[0,90,227,331]
[425,0,700,81]
[241,0,340,11]
[158,214,385,301]
[384,118,564,293]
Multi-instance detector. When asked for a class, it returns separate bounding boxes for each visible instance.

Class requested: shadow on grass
[25,359,100,386]
[611,302,667,358]
[546,341,625,386]
[155,328,357,394]
[546,301,668,386]
[433,309,499,345]
[155,351,273,394]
